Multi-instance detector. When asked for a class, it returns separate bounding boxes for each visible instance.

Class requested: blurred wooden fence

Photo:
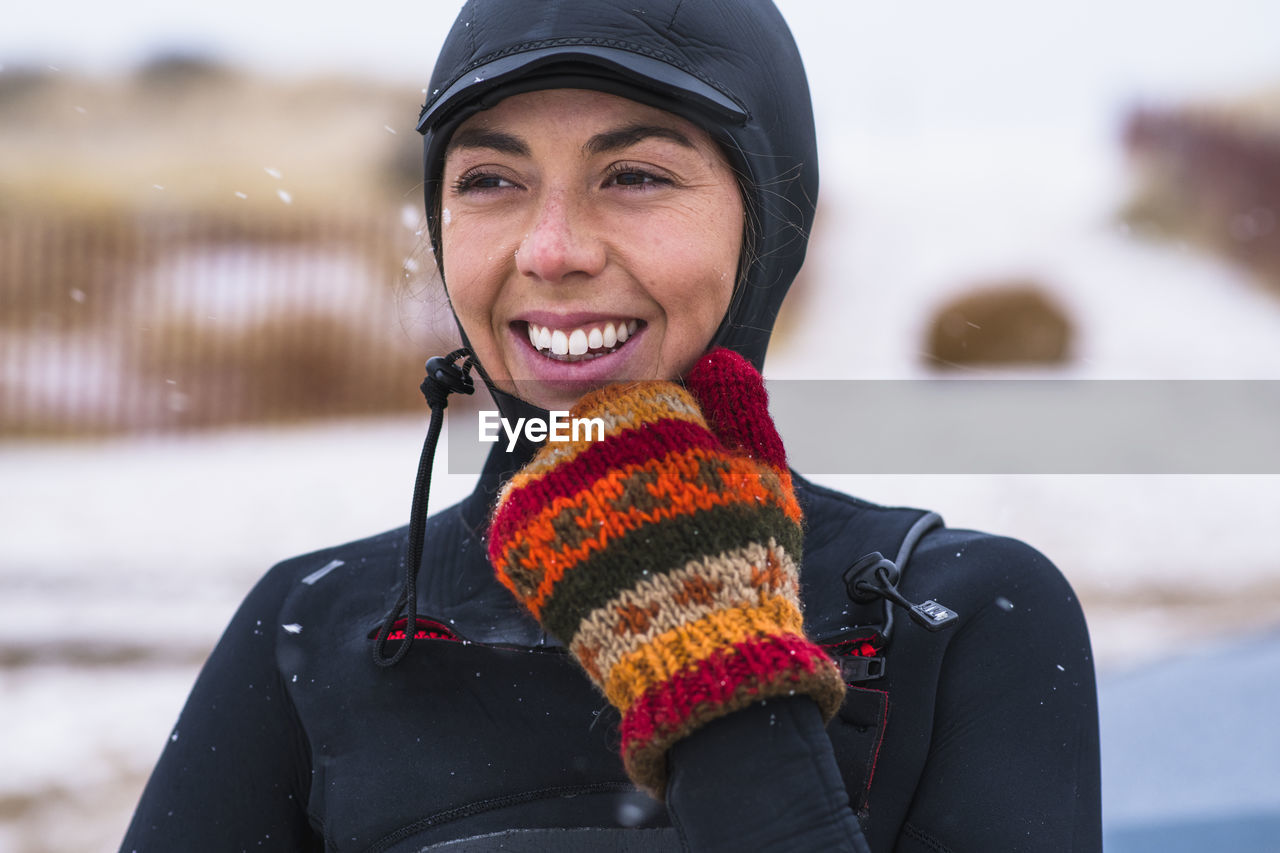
[1124,107,1280,290]
[0,208,453,437]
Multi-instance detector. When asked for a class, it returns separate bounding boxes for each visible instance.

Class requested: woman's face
[441,88,743,412]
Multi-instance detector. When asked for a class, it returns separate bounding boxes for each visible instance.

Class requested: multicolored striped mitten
[488,348,846,795]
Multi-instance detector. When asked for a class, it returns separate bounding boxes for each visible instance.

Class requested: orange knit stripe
[568,543,800,678]
[600,595,806,710]
[501,459,802,617]
[497,446,800,565]
[773,466,795,498]
[511,504,797,620]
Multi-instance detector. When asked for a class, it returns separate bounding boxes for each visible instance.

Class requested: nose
[515,191,606,283]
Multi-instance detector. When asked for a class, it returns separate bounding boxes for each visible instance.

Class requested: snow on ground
[6,10,1280,846]
[6,136,1280,848]
[0,418,474,853]
[6,126,1280,845]
[772,127,1280,381]
[3,412,1279,851]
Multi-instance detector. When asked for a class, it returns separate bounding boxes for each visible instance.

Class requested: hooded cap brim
[417,45,748,135]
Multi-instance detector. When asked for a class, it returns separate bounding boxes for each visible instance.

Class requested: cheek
[439,224,517,382]
[646,201,741,361]
[442,221,500,324]
[661,200,740,317]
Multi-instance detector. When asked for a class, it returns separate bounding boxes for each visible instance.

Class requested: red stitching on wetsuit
[368,617,463,642]
[821,632,882,660]
[851,686,890,800]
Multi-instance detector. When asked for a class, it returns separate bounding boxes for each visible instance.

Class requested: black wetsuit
[121,442,1102,852]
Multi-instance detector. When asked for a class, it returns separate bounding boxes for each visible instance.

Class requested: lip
[515,311,640,329]
[504,316,649,395]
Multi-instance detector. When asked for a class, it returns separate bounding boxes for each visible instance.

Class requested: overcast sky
[4,0,1279,137]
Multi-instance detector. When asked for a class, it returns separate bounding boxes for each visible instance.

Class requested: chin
[514,380,612,414]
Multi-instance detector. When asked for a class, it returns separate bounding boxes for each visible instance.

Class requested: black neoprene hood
[417,0,818,369]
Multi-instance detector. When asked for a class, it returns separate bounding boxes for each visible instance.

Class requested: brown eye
[612,171,651,186]
[604,164,672,190]
[452,172,516,194]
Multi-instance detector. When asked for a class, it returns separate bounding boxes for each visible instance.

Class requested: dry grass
[922,280,1074,369]
[0,61,457,437]
[0,63,425,214]
[0,203,453,436]
[135,312,437,428]
[1120,88,1280,295]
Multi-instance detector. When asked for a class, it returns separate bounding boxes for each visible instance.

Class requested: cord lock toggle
[843,551,958,633]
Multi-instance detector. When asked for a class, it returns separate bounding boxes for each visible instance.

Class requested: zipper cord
[372,348,476,668]
[842,512,953,645]
[843,552,958,644]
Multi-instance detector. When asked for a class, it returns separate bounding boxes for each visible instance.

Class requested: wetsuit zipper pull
[843,552,959,633]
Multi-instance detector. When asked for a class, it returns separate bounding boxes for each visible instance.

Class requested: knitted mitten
[488,348,846,796]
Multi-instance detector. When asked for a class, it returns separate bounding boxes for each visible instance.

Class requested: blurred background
[2,1,1279,850]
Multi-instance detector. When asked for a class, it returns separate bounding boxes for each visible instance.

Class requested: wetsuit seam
[901,821,954,853]
[271,577,322,847]
[846,686,889,812]
[362,781,636,853]
[667,0,685,29]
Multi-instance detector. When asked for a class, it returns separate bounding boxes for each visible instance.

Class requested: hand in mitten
[488,348,845,796]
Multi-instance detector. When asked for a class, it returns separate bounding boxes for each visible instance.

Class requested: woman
[122,1,1101,851]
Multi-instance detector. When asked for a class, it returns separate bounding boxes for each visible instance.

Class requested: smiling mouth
[525,319,642,363]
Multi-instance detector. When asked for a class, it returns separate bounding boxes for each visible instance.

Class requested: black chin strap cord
[372,347,476,668]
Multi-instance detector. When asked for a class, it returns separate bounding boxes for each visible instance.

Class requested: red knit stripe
[618,632,834,752]
[685,349,788,470]
[488,418,720,555]
[493,453,803,613]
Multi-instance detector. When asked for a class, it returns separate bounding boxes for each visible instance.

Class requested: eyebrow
[446,123,697,158]
[447,128,530,157]
[582,124,697,156]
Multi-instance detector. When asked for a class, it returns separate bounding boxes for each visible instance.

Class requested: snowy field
[5,1,1280,850]
[5,248,1280,851]
[6,138,1280,853]
[3,416,1280,851]
[6,125,1280,853]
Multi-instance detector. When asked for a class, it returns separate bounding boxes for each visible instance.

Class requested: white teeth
[525,320,642,360]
